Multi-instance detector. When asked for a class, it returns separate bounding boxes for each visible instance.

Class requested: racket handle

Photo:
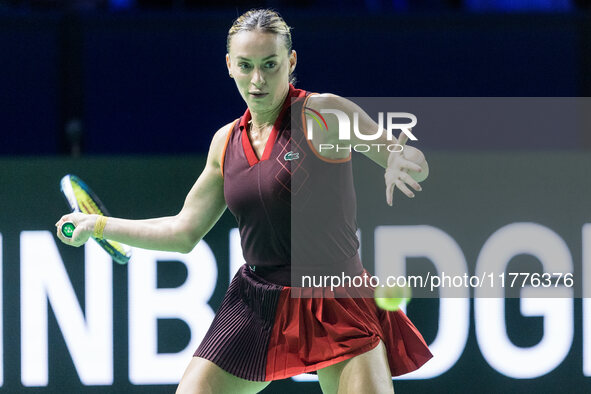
[61,221,76,238]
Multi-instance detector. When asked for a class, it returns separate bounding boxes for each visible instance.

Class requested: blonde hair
[227,9,295,83]
[227,9,292,53]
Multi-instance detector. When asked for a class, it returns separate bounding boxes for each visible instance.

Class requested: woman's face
[227,30,296,114]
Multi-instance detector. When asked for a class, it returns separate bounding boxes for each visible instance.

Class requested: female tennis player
[56,9,431,393]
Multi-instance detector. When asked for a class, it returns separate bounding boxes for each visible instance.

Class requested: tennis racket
[60,174,131,265]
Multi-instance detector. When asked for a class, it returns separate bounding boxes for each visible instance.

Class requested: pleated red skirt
[194,264,432,382]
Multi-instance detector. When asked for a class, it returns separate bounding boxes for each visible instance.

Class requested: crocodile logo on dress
[284,151,300,161]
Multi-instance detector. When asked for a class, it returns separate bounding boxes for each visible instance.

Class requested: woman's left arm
[306,93,428,205]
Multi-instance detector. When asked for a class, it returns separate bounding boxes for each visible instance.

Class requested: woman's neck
[249,86,290,129]
[249,105,282,131]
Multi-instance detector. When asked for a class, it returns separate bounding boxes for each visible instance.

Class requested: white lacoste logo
[284,151,300,161]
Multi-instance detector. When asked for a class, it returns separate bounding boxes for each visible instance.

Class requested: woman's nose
[251,69,265,87]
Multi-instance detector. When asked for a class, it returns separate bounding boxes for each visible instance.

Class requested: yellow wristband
[93,216,108,239]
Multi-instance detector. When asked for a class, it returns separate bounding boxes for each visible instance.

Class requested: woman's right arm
[55,122,233,254]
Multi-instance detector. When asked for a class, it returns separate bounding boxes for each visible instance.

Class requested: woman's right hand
[55,212,97,247]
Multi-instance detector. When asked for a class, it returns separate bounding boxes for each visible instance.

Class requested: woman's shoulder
[211,120,238,146]
[305,92,340,107]
[305,93,354,116]
[208,120,239,169]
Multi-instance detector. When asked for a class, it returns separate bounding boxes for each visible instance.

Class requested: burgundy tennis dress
[193,85,432,381]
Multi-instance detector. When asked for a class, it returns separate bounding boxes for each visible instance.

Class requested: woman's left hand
[385,134,426,206]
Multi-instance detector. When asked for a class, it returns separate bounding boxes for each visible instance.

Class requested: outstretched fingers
[385,130,424,205]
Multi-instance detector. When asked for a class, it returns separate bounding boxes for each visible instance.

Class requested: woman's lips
[249,92,268,98]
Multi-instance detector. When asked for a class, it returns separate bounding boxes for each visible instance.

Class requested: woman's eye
[239,63,251,70]
[265,62,277,69]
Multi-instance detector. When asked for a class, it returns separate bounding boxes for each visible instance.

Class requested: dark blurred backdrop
[1,0,590,156]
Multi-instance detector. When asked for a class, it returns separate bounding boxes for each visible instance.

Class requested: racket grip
[61,221,76,238]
